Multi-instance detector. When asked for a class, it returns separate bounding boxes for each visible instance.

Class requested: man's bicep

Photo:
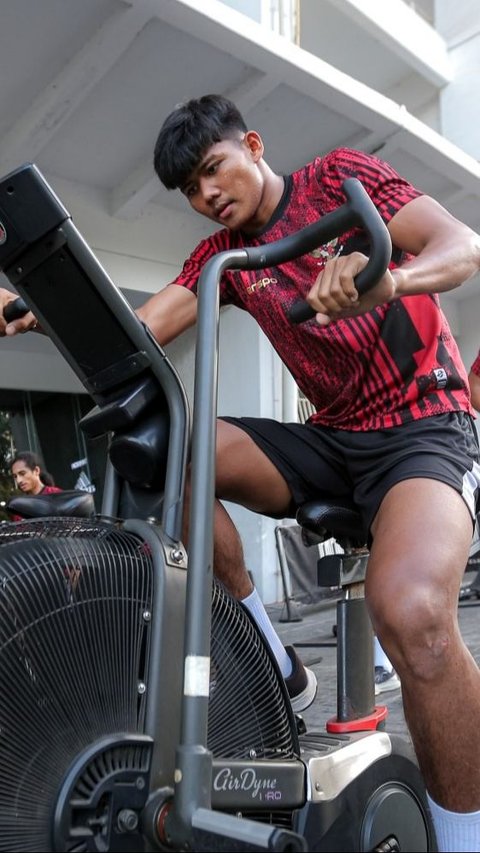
[386,195,474,256]
[469,369,480,413]
[136,284,197,346]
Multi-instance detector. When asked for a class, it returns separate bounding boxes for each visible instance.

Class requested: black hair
[10,450,55,486]
[153,94,248,190]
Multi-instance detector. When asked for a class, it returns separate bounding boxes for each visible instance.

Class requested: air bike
[0,163,436,851]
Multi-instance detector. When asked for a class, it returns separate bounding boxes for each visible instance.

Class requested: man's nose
[200,177,220,203]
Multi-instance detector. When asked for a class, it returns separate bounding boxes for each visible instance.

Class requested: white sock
[427,792,480,852]
[374,635,393,671]
[241,588,292,677]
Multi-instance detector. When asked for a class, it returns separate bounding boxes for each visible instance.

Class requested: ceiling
[0,0,479,306]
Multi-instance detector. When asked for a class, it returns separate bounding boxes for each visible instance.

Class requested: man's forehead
[187,145,216,176]
[184,137,242,184]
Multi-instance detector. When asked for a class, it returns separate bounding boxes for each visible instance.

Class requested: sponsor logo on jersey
[247,276,277,294]
[433,367,448,389]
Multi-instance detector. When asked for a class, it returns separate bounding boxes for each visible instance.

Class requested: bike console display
[0,163,176,427]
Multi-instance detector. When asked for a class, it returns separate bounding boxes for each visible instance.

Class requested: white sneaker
[374,666,401,696]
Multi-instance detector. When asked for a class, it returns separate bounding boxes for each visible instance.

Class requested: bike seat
[7,490,95,520]
[297,497,366,547]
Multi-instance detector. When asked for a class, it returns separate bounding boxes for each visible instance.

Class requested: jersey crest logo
[310,237,343,261]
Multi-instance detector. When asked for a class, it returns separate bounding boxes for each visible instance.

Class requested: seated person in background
[9,450,62,521]
[469,351,480,412]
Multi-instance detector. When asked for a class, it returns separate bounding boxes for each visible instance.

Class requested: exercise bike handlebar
[209,176,391,323]
[181,178,391,753]
[3,177,391,327]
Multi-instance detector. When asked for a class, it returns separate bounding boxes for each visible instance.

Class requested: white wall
[0,338,85,394]
[437,1,480,160]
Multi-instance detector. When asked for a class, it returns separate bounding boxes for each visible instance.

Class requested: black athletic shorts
[220,411,480,535]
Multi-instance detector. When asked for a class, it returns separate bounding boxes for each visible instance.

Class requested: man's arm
[304,194,480,324]
[136,284,197,345]
[469,368,480,412]
[387,195,480,298]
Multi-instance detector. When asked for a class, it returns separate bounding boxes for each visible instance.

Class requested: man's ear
[243,130,264,163]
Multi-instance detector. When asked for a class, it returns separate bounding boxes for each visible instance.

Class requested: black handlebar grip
[288,300,316,324]
[3,297,29,322]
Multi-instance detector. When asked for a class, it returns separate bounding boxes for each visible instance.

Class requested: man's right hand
[0,288,38,336]
[306,252,396,327]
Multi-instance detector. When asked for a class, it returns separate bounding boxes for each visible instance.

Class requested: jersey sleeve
[317,147,423,225]
[171,230,239,305]
[172,237,218,295]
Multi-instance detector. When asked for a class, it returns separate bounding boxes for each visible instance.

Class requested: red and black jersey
[172,147,472,430]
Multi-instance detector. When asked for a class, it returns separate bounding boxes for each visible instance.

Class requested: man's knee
[370,584,457,682]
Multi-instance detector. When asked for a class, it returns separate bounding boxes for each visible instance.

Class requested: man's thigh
[216,417,349,517]
[348,411,480,535]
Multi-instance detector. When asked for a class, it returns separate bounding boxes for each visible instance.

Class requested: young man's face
[11,461,43,495]
[181,133,265,232]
